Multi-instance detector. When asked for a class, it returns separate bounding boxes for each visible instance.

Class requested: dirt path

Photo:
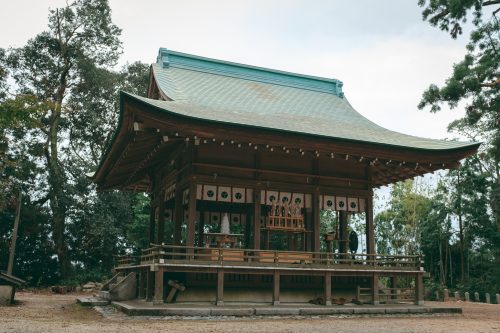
[1,292,499,333]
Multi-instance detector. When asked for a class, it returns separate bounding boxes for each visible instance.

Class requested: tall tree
[5,0,121,278]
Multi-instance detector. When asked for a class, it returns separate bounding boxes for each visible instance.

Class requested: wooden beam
[146,271,154,302]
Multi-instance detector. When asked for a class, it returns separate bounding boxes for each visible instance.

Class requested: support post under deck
[173,187,183,245]
[186,181,197,249]
[312,192,321,253]
[372,273,380,305]
[365,194,375,254]
[146,271,154,302]
[324,272,332,306]
[273,271,280,306]
[153,269,164,305]
[216,269,224,306]
[415,273,424,305]
[157,192,165,245]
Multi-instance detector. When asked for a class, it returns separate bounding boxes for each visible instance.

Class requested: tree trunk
[457,171,465,284]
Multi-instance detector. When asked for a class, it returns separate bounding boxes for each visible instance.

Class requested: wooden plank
[372,273,380,305]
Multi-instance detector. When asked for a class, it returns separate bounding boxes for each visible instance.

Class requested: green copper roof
[144,48,478,151]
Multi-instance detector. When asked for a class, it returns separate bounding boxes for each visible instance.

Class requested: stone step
[99,291,110,300]
[77,297,110,306]
[116,275,126,283]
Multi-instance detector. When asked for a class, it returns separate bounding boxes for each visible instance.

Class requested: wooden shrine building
[92,48,479,306]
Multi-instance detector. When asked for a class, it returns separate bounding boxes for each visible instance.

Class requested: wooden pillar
[157,193,166,245]
[149,204,156,244]
[324,272,332,306]
[216,269,224,306]
[197,209,205,247]
[372,273,380,305]
[339,211,348,254]
[245,212,252,248]
[186,182,197,255]
[146,271,154,302]
[173,187,183,245]
[273,271,280,305]
[365,194,375,254]
[312,192,321,253]
[415,273,424,305]
[253,189,261,250]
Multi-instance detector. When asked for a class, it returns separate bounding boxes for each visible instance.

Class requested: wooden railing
[139,245,423,271]
[114,254,139,267]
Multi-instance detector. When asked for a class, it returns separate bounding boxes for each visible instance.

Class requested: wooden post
[153,269,164,304]
[312,192,321,253]
[415,273,424,305]
[149,204,156,245]
[372,273,380,305]
[173,187,183,245]
[156,193,166,245]
[197,209,205,247]
[7,191,22,275]
[245,212,252,248]
[186,182,197,249]
[273,271,280,305]
[324,272,332,306]
[339,211,348,255]
[253,189,261,250]
[146,271,154,302]
[216,269,224,306]
[365,195,375,254]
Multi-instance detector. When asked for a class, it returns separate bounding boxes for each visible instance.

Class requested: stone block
[496,294,500,304]
[434,290,440,301]
[166,308,211,316]
[0,285,14,305]
[384,307,409,314]
[464,292,470,302]
[485,293,490,304]
[408,307,429,313]
[255,308,300,316]
[443,289,449,301]
[210,308,255,316]
[299,307,353,315]
[474,292,480,302]
[454,291,460,301]
[353,307,386,314]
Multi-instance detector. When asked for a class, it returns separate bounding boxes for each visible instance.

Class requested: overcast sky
[0,0,470,142]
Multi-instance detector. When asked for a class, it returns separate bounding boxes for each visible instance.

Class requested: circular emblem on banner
[350,202,357,209]
[235,192,242,200]
[207,190,214,198]
[221,191,229,199]
[295,198,302,204]
[269,195,276,202]
[282,196,289,202]
[326,200,333,207]
[338,201,345,208]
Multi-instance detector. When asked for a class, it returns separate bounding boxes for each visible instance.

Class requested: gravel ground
[0,292,499,333]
